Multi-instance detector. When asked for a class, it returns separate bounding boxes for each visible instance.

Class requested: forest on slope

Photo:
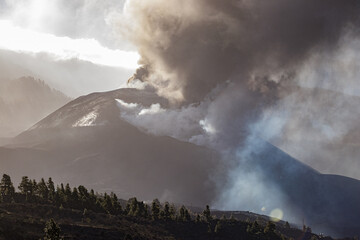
[0,173,349,240]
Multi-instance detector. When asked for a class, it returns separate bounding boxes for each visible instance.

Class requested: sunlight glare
[0,20,140,69]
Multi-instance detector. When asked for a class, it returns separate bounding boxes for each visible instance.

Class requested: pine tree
[247,220,261,234]
[71,187,79,207]
[103,193,114,214]
[151,199,161,220]
[179,206,191,221]
[77,185,89,209]
[144,205,149,219]
[56,184,66,205]
[65,184,71,196]
[18,176,34,201]
[184,208,191,221]
[43,218,63,240]
[37,178,49,200]
[179,206,186,221]
[89,189,96,202]
[0,174,15,203]
[110,192,122,214]
[126,197,137,216]
[47,178,55,201]
[64,183,72,205]
[32,179,38,199]
[202,205,212,222]
[135,201,147,218]
[163,202,171,220]
[264,221,276,235]
[169,204,176,220]
[78,185,89,199]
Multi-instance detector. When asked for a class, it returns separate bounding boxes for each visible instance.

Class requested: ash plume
[115,0,360,235]
[121,0,359,102]
[118,0,360,167]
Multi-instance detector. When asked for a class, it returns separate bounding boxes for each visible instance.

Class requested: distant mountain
[0,76,71,137]
[0,87,359,237]
[270,87,360,180]
[244,142,360,237]
[0,49,135,97]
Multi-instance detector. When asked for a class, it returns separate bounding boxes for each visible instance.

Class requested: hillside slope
[0,202,324,240]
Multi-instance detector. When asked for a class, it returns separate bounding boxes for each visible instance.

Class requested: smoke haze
[119,0,360,170]
[115,0,360,231]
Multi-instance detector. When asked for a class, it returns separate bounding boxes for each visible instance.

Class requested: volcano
[1,88,219,206]
[0,87,359,237]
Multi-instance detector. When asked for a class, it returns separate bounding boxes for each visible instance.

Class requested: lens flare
[270,208,283,222]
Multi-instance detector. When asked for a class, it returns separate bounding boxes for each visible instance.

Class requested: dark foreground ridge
[0,173,354,240]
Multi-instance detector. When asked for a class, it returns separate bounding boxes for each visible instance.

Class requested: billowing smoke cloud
[120,0,360,102]
[118,0,360,168]
[114,0,360,235]
[116,99,205,141]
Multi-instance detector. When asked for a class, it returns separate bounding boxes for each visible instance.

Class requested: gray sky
[0,0,137,97]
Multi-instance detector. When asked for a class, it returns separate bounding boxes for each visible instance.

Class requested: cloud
[0,20,139,69]
[0,0,137,97]
[0,0,130,49]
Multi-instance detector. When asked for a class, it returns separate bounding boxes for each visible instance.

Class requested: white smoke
[116,98,207,141]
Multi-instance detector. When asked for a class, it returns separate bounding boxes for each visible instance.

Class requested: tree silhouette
[110,192,122,215]
[18,176,34,201]
[179,205,191,221]
[43,218,63,240]
[203,205,212,222]
[0,174,15,202]
[162,202,171,220]
[151,199,161,220]
[47,178,55,202]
